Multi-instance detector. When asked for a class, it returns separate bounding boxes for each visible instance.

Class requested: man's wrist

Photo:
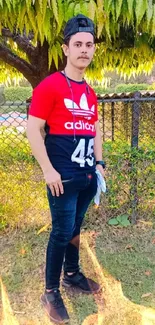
[96,160,106,169]
[42,164,54,174]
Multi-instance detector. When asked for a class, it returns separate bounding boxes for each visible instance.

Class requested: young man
[27,14,105,324]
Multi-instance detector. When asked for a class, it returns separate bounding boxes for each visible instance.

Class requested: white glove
[94,169,106,206]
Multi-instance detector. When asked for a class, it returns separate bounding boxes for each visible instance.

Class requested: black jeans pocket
[62,178,74,184]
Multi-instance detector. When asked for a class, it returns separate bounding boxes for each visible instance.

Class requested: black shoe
[40,289,69,324]
[62,271,100,294]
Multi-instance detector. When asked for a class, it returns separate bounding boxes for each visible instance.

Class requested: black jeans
[45,172,97,289]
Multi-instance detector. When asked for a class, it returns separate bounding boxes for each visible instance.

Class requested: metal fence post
[111,102,115,141]
[124,102,129,141]
[130,92,141,224]
[102,102,105,141]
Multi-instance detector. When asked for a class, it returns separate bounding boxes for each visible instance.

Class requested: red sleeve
[88,84,99,122]
[29,76,54,120]
[92,89,99,122]
[94,100,99,122]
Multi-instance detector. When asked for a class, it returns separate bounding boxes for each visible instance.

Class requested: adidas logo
[64,120,95,132]
[64,93,95,120]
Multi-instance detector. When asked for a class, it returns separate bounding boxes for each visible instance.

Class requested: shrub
[114,83,150,93]
[4,87,32,102]
[93,86,114,95]
[94,83,151,95]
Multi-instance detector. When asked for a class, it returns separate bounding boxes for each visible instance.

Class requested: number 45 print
[71,138,94,167]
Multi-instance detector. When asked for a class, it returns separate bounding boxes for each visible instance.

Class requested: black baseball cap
[64,14,95,41]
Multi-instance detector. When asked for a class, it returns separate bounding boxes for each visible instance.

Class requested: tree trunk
[0,30,65,88]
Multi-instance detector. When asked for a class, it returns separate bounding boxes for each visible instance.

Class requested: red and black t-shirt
[29,72,98,178]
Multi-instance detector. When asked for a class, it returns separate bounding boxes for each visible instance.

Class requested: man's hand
[96,164,106,178]
[43,168,64,196]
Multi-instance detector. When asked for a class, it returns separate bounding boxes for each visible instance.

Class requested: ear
[62,44,69,57]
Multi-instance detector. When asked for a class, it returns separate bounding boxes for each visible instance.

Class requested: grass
[1,221,155,325]
[95,224,155,308]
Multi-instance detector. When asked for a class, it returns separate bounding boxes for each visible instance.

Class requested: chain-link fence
[0,92,155,229]
[98,92,155,224]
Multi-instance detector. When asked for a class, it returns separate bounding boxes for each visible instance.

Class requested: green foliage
[0,0,155,83]
[103,139,155,217]
[4,87,32,101]
[0,0,155,40]
[93,86,113,94]
[90,43,155,83]
[114,83,150,93]
[108,214,131,227]
[94,83,151,94]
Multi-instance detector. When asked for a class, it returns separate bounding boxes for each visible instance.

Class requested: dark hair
[64,36,71,46]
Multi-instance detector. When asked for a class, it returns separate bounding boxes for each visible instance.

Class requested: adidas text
[64,120,95,132]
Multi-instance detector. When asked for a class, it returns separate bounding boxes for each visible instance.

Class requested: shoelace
[52,291,64,309]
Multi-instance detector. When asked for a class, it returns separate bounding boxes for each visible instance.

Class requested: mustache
[78,56,89,59]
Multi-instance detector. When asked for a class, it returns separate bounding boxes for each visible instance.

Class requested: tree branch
[1,28,37,63]
[95,36,106,44]
[0,42,39,86]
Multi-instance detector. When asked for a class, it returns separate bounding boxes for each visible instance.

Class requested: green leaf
[127,0,134,19]
[56,41,63,60]
[151,4,155,36]
[104,0,112,12]
[27,7,37,32]
[120,219,131,227]
[80,1,88,16]
[43,8,51,39]
[74,3,81,16]
[38,0,43,13]
[17,4,26,30]
[108,218,119,225]
[110,0,116,22]
[146,0,153,28]
[25,0,32,12]
[88,0,96,20]
[52,44,58,69]
[57,0,63,29]
[42,0,48,20]
[48,48,53,68]
[115,0,123,21]
[65,1,75,20]
[52,0,59,23]
[105,16,111,40]
[4,0,11,11]
[116,214,131,227]
[116,214,129,222]
[135,0,147,25]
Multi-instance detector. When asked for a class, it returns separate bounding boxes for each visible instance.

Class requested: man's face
[63,32,95,70]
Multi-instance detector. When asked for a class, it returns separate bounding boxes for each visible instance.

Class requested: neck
[64,64,85,82]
